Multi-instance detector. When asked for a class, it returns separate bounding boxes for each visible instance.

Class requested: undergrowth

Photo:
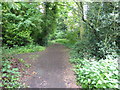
[2,44,46,55]
[1,56,31,88]
[1,57,22,88]
[50,39,74,48]
[70,51,120,88]
[1,44,45,88]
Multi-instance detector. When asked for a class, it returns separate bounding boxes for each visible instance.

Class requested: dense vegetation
[1,1,120,88]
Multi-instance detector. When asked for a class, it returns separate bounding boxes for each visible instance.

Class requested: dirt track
[15,44,79,88]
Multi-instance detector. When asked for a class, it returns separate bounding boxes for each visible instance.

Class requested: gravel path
[15,44,79,88]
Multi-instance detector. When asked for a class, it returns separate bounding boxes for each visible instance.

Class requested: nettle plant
[70,55,120,88]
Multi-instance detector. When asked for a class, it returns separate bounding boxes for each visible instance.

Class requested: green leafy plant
[70,55,120,88]
[25,64,31,68]
[1,57,22,88]
[18,59,25,63]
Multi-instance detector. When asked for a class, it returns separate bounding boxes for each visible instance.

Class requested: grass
[49,39,74,48]
[2,44,46,55]
[51,39,69,44]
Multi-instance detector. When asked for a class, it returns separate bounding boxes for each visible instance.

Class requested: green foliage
[18,59,31,68]
[65,31,78,44]
[71,40,92,59]
[1,57,22,88]
[37,2,58,46]
[2,2,58,47]
[71,40,119,60]
[24,64,31,68]
[2,44,45,55]
[18,59,25,63]
[50,39,74,48]
[68,2,120,60]
[51,39,69,44]
[1,2,120,88]
[49,31,66,40]
[70,55,120,88]
[2,2,37,47]
[84,2,120,59]
[69,2,120,88]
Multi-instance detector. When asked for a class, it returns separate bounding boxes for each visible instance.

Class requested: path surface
[15,44,79,88]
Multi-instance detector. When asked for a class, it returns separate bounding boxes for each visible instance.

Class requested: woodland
[0,1,120,88]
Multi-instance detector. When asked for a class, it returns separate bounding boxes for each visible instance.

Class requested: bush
[70,55,120,88]
[65,31,78,45]
[71,39,119,60]
[51,32,66,40]
[71,40,92,59]
[2,3,35,47]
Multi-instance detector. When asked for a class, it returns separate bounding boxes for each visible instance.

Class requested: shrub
[71,40,92,59]
[70,55,120,88]
[71,39,119,60]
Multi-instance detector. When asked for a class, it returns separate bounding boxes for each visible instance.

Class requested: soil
[15,44,80,88]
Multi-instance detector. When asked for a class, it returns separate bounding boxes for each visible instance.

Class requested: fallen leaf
[32,71,37,74]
